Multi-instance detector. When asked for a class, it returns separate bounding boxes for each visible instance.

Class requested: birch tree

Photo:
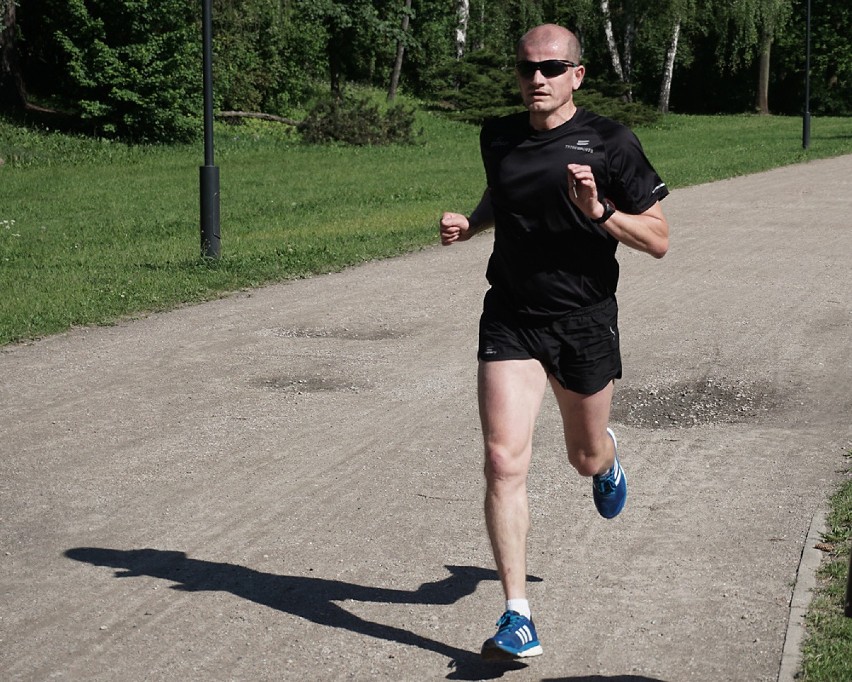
[653,0,697,113]
[600,0,625,82]
[598,0,658,102]
[658,19,680,112]
[455,0,469,60]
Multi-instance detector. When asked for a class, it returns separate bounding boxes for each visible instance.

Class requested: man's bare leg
[478,359,548,600]
[551,379,626,518]
[550,379,616,477]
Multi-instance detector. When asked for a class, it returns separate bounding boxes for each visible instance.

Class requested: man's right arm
[439,189,494,246]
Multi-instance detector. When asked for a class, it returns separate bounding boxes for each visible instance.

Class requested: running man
[439,23,669,660]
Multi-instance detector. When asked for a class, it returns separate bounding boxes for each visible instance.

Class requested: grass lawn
[0,112,482,344]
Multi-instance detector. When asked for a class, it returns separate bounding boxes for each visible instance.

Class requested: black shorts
[478,291,622,395]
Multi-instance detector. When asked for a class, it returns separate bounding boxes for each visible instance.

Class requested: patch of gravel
[611,376,781,429]
[269,326,405,341]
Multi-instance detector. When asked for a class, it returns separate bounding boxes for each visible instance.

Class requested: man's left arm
[567,163,669,259]
[593,200,668,259]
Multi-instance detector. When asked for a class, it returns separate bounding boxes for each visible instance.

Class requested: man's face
[516,39,584,115]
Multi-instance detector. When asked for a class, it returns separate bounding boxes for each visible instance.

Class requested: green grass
[800,456,852,681]
[638,114,852,187]
[1,111,851,345]
[0,111,482,343]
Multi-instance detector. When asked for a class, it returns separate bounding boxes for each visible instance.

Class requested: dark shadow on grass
[66,547,544,680]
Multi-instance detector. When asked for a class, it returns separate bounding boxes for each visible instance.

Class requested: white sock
[506,598,531,619]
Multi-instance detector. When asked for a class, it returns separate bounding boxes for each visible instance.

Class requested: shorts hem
[552,370,622,395]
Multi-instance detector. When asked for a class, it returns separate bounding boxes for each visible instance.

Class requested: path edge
[778,509,827,682]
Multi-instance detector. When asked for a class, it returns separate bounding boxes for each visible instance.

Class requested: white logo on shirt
[564,143,593,154]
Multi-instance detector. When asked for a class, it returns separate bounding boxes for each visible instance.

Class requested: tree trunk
[328,42,342,100]
[387,0,412,102]
[755,31,772,115]
[622,14,635,102]
[324,11,348,101]
[658,20,680,114]
[0,0,26,108]
[600,0,624,81]
[455,0,469,60]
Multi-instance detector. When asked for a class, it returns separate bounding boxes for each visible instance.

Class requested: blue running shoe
[480,610,543,660]
[592,428,627,519]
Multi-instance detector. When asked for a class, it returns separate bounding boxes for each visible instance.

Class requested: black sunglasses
[515,59,579,78]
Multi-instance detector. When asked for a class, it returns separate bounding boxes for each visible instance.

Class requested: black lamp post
[802,0,811,149]
[200,0,220,259]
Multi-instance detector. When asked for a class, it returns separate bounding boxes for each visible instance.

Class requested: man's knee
[567,434,614,477]
[483,443,530,485]
[568,449,602,477]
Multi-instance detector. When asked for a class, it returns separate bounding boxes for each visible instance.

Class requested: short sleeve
[604,127,668,214]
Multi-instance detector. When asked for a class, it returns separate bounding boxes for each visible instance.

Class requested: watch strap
[592,199,615,224]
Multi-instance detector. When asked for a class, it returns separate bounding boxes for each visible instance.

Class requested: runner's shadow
[65,547,541,680]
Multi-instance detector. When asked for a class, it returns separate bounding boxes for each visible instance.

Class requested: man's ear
[573,65,585,91]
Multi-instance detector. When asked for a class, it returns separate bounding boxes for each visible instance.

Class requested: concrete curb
[778,510,827,682]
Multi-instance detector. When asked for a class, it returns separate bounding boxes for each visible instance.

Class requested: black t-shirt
[480,107,668,318]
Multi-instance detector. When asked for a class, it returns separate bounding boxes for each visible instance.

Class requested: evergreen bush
[300,93,418,146]
[435,50,521,122]
[574,90,662,128]
[43,0,200,143]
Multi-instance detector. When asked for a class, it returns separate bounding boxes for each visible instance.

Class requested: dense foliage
[15,0,200,142]
[1,0,850,143]
[212,0,326,114]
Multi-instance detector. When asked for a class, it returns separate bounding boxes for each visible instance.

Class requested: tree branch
[216,111,304,128]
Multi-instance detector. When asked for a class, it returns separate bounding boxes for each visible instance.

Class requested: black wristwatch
[592,199,616,224]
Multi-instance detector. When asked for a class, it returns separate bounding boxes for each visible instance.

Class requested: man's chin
[526,102,551,112]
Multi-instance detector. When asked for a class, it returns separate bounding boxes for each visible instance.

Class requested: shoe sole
[481,642,543,660]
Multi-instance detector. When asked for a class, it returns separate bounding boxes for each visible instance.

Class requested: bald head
[517,24,582,64]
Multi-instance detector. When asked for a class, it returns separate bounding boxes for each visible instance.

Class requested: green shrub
[300,93,418,146]
[574,89,662,128]
[434,50,520,123]
[39,0,200,143]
